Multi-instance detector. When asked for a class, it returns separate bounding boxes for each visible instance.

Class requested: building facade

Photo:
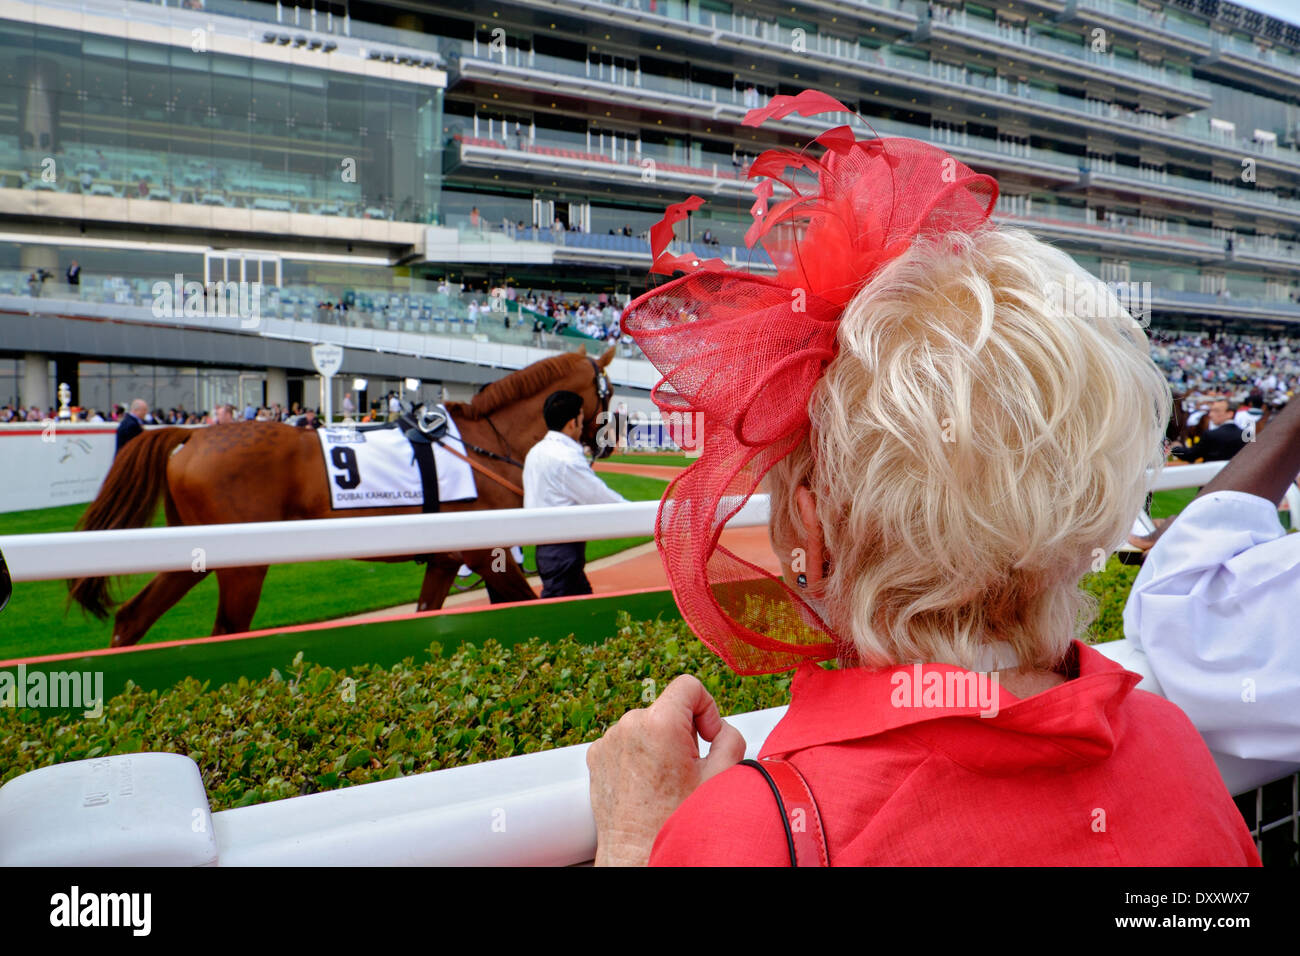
[1,0,1299,414]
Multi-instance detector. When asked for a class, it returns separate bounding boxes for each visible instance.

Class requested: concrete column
[266,367,288,407]
[22,352,50,414]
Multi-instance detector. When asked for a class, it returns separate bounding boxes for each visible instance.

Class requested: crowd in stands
[1149,329,1300,401]
[519,292,632,347]
[0,404,56,422]
[0,400,343,427]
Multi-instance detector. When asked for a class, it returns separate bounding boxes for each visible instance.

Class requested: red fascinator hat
[621,90,999,675]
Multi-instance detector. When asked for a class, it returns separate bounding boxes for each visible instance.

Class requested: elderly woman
[586,91,1259,866]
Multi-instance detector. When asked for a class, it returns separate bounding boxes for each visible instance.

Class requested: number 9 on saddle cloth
[316,403,476,514]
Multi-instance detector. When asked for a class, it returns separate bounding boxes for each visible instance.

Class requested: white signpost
[311,344,344,423]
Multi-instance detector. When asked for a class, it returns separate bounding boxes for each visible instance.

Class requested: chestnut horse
[68,347,616,646]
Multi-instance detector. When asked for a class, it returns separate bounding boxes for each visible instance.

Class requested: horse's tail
[67,427,190,619]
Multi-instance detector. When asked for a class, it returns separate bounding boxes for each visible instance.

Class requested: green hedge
[0,562,1138,812]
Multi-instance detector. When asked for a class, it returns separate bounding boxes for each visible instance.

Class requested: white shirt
[1123,491,1300,766]
[523,430,625,509]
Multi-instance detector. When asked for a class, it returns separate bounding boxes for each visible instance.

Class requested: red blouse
[649,641,1260,866]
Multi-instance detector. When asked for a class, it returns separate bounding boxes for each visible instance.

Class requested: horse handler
[523,390,625,597]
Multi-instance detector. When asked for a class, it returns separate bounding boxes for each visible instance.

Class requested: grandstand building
[2,0,1300,416]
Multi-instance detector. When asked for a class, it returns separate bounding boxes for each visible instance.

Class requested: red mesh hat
[622,90,999,675]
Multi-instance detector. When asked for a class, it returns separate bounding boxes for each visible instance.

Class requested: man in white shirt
[1124,392,1300,770]
[523,390,626,597]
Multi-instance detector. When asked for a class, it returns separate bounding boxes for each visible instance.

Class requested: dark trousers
[536,541,592,598]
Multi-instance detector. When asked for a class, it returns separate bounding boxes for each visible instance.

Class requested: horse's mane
[448,351,587,421]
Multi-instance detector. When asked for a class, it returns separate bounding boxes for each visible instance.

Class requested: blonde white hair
[768,226,1170,672]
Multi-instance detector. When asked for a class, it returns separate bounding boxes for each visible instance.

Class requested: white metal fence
[5,460,1293,582]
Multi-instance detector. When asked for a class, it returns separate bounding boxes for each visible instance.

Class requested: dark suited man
[115,398,149,457]
[522,390,626,597]
[1172,399,1246,462]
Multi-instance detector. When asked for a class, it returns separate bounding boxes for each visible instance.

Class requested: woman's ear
[794,485,828,588]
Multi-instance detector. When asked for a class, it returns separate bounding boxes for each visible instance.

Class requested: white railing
[1151,460,1300,512]
[6,461,1297,582]
[0,498,757,582]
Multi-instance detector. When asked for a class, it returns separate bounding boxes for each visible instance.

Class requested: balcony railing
[456,122,1300,240]
[930,5,1210,97]
[457,39,1300,174]
[1077,0,1215,46]
[0,271,635,355]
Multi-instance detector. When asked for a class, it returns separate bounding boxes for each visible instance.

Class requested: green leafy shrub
[1083,557,1140,643]
[0,614,792,810]
[0,563,1138,811]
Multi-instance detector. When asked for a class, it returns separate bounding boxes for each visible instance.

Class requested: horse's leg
[467,549,537,604]
[212,565,269,634]
[415,559,458,612]
[111,569,212,647]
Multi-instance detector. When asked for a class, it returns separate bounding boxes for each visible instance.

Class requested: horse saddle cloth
[317,410,476,511]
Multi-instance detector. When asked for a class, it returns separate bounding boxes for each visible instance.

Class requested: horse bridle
[454,355,614,473]
[586,357,616,459]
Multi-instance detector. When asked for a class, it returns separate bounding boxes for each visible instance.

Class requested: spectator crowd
[518,292,632,347]
[1150,329,1300,401]
[0,400,337,428]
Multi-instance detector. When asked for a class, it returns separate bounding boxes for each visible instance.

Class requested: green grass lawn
[602,452,692,467]
[1149,487,1197,519]
[0,472,665,660]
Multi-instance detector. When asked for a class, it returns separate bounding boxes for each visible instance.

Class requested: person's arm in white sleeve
[562,455,627,506]
[1124,394,1300,764]
[1122,491,1300,763]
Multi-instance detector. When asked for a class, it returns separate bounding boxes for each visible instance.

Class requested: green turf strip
[3,589,686,705]
[601,452,692,467]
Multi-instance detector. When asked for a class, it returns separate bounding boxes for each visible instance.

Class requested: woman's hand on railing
[586,674,746,866]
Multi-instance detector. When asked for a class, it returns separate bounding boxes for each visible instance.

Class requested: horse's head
[453,346,619,463]
[578,346,616,460]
